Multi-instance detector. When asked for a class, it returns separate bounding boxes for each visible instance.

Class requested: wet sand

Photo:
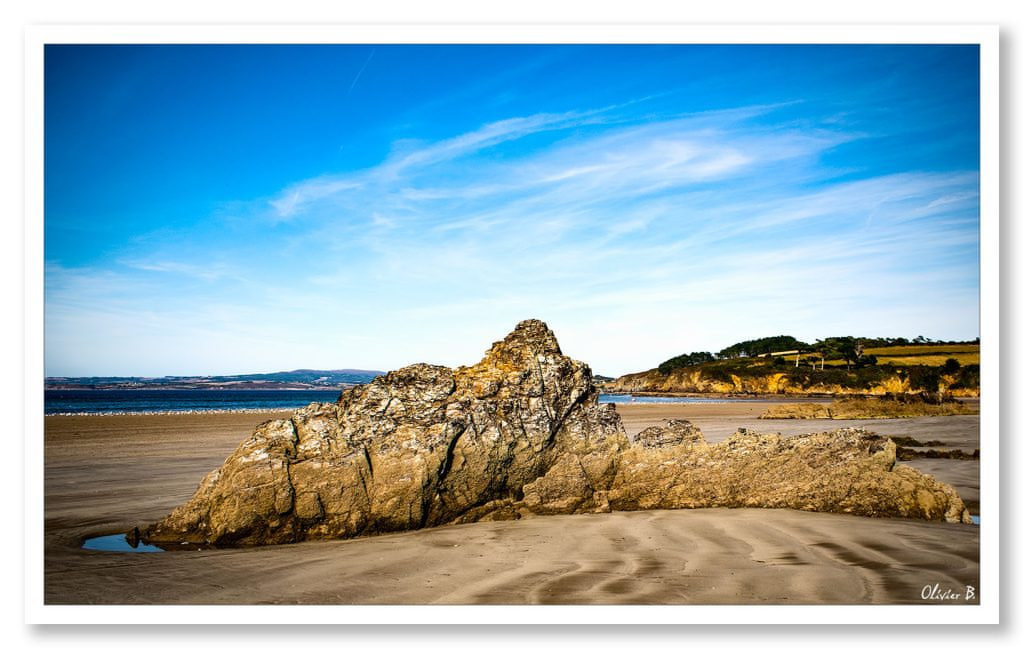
[43,404,981,605]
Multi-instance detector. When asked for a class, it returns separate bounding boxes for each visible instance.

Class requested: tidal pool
[82,533,164,553]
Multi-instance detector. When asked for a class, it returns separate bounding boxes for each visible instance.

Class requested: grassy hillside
[776,344,979,368]
[606,341,980,397]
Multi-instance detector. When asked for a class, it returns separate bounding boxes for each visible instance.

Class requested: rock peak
[482,319,562,366]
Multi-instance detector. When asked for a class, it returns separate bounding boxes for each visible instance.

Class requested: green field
[862,344,978,356]
[778,344,979,368]
[862,344,978,367]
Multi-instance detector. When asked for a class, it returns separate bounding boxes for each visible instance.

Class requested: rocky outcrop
[895,447,979,461]
[634,419,704,448]
[143,320,628,546]
[759,397,976,420]
[607,427,968,521]
[606,368,795,395]
[142,320,971,548]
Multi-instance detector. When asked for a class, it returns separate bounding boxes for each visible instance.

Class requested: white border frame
[24,23,1000,625]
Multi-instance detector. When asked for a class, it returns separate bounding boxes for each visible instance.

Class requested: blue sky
[44,44,980,377]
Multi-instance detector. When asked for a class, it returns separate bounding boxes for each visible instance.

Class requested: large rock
[607,427,968,521]
[142,320,970,547]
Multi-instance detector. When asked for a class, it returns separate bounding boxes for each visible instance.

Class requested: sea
[44,389,737,415]
[599,394,738,405]
[44,389,344,415]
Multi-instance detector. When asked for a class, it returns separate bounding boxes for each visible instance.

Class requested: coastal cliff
[603,366,979,398]
[142,320,970,547]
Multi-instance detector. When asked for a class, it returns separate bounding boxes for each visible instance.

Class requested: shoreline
[600,390,825,399]
[42,393,809,417]
[602,390,981,402]
[45,392,981,418]
[45,407,299,417]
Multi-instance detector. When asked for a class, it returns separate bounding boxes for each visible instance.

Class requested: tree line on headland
[606,334,980,397]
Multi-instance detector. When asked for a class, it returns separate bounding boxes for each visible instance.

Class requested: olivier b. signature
[921,583,976,601]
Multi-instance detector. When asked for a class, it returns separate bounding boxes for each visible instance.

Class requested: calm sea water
[44,389,343,415]
[599,394,738,404]
[46,389,745,415]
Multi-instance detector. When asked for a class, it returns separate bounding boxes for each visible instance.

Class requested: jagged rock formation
[142,320,970,547]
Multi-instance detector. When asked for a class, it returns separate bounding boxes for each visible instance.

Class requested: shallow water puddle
[82,533,164,553]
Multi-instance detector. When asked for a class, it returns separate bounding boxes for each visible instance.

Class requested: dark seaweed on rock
[896,447,979,461]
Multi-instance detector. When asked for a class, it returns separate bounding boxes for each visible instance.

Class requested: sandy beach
[43,403,981,605]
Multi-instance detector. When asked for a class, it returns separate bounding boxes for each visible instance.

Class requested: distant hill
[45,368,384,390]
[605,336,980,397]
[212,369,385,385]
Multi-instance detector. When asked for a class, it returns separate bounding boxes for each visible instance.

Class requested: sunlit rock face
[142,320,970,547]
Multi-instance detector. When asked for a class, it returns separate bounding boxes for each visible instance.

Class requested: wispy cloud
[265,109,604,221]
[265,101,769,223]
[267,108,847,253]
[346,48,375,96]
[258,104,974,299]
[269,177,364,221]
[117,259,237,282]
